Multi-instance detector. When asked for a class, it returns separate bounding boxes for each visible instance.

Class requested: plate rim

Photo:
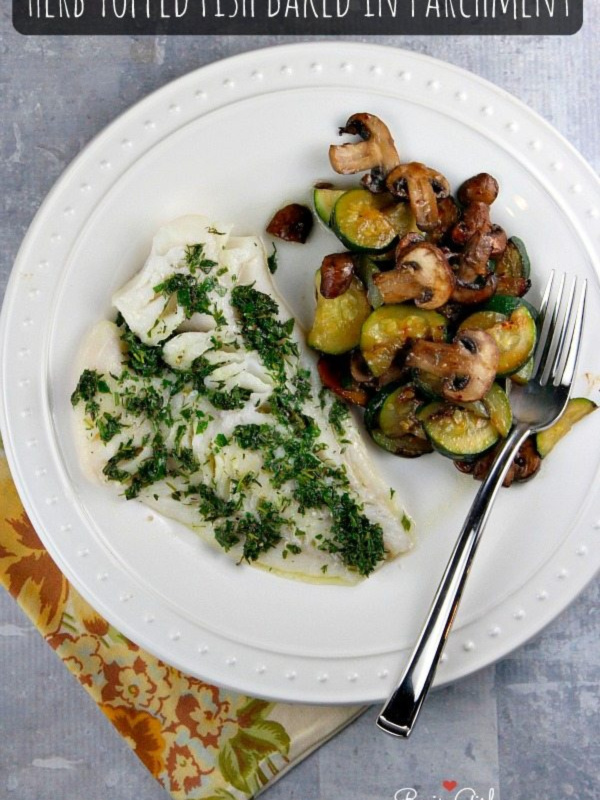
[2,41,600,704]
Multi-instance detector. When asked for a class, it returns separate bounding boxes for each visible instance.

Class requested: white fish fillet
[73,216,413,584]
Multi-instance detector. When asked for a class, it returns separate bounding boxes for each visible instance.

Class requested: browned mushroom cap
[329,113,400,193]
[395,231,426,258]
[373,243,455,310]
[319,253,356,299]
[405,329,499,403]
[266,203,313,243]
[457,173,499,206]
[451,272,498,305]
[386,162,451,232]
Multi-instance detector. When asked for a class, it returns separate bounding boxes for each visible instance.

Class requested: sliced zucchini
[308,271,371,355]
[511,357,534,385]
[313,187,346,226]
[494,236,531,297]
[536,398,598,458]
[371,429,433,457]
[365,383,432,458]
[483,294,538,320]
[383,201,418,238]
[459,305,537,377]
[412,369,445,400]
[360,305,448,377]
[482,382,513,438]
[356,255,383,309]
[331,189,400,253]
[419,401,500,461]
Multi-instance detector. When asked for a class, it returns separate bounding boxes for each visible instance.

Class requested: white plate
[2,43,600,705]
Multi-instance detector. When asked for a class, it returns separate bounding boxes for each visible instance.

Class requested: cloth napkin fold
[0,450,364,799]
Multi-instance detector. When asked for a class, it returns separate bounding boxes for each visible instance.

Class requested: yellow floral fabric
[0,452,364,799]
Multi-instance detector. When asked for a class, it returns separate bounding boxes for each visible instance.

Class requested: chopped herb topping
[71,369,110,419]
[120,325,165,377]
[215,500,286,562]
[230,284,298,380]
[153,273,216,319]
[185,243,218,275]
[97,412,125,443]
[75,239,393,578]
[328,398,350,438]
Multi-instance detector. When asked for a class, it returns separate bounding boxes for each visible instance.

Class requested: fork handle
[377,422,531,738]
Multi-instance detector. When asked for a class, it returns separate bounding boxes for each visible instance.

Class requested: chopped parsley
[71,369,110,419]
[185,243,218,275]
[153,273,216,319]
[230,284,299,380]
[215,500,286,562]
[328,398,350,438]
[120,325,165,377]
[97,412,125,443]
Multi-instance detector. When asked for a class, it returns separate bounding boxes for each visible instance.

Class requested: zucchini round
[494,236,531,297]
[482,382,513,438]
[313,187,347,226]
[419,401,500,461]
[483,294,538,320]
[365,383,432,458]
[331,189,399,253]
[412,369,445,400]
[360,305,448,378]
[459,305,537,377]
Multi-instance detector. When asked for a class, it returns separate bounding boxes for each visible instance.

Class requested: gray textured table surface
[1,8,599,800]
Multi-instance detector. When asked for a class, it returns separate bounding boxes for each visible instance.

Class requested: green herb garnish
[71,369,110,419]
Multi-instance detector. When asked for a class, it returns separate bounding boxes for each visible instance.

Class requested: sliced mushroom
[450,230,498,304]
[405,329,499,403]
[395,231,426,258]
[373,243,455,310]
[320,253,356,299]
[429,196,461,243]
[456,229,494,283]
[451,201,492,246]
[451,272,498,305]
[329,113,400,193]
[266,203,313,243]
[386,162,451,232]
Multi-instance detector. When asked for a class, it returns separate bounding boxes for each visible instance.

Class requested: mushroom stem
[406,329,499,402]
[386,162,451,232]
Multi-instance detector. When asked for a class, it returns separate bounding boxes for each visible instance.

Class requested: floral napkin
[0,450,364,799]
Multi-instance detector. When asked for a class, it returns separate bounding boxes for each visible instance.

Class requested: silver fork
[377,272,587,738]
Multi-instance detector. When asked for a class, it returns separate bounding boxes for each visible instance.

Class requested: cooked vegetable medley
[307,113,597,483]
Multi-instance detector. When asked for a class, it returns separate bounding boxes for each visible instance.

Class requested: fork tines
[533,271,587,388]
